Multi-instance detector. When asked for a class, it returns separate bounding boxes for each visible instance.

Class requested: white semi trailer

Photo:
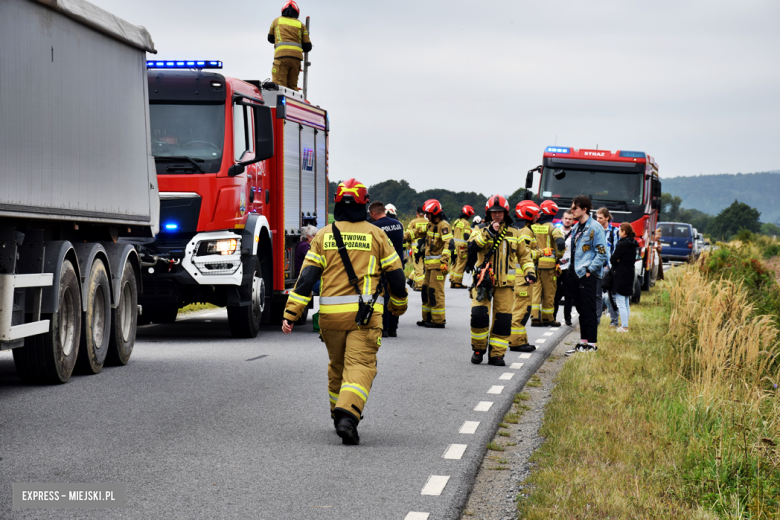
[0,0,159,383]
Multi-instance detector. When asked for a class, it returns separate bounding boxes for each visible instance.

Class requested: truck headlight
[197,238,240,256]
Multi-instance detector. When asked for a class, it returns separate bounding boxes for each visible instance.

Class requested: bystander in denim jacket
[571,216,608,279]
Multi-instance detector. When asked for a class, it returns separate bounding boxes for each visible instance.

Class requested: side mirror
[253,105,274,162]
[525,171,533,190]
[651,198,661,210]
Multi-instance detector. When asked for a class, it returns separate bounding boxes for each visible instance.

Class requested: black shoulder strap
[332,224,361,296]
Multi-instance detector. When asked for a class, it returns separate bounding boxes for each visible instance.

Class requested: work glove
[525,273,537,284]
[555,264,562,276]
[542,247,554,257]
[440,262,449,274]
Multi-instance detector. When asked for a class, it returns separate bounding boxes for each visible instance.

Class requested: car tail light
[687,243,693,249]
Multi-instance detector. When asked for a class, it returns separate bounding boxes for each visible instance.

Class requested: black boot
[335,412,360,445]
[417,320,428,327]
[509,343,536,352]
[487,356,506,366]
[389,329,397,337]
[424,321,445,329]
[471,350,484,364]
[546,320,562,327]
[382,330,389,338]
[530,319,544,327]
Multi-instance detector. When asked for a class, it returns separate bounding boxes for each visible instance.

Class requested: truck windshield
[540,168,643,205]
[150,104,225,173]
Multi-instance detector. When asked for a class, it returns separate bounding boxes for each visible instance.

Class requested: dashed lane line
[474,401,493,411]
[443,444,468,460]
[499,372,514,380]
[518,353,533,359]
[509,362,524,369]
[421,475,450,495]
[487,385,504,394]
[536,339,547,344]
[404,513,430,520]
[543,332,554,336]
[459,421,479,434]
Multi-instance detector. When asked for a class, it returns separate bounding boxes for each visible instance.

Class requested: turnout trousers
[271,57,301,89]
[538,269,557,323]
[321,327,382,423]
[508,283,533,347]
[421,267,446,324]
[450,246,468,286]
[470,286,514,359]
[411,255,425,289]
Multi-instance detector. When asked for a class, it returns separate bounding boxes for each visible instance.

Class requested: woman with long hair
[610,223,640,332]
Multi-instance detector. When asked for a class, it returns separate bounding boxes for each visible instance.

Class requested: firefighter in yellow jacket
[414,199,452,328]
[450,205,475,289]
[530,200,566,326]
[509,201,542,351]
[267,1,312,90]
[282,179,408,445]
[470,195,536,366]
[403,207,427,291]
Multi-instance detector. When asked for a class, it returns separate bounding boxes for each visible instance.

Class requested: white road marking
[405,513,430,520]
[550,327,561,331]
[421,475,450,495]
[519,353,533,359]
[543,332,554,336]
[459,421,480,434]
[499,373,514,380]
[510,362,524,369]
[443,444,467,460]
[487,385,504,394]
[474,401,493,411]
[537,339,547,344]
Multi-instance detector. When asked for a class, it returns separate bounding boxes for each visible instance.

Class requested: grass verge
[517,263,780,519]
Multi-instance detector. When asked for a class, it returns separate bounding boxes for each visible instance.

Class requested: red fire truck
[525,147,662,298]
[134,61,328,337]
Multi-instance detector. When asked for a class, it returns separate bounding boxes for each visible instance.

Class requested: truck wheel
[75,260,112,374]
[106,261,137,366]
[631,276,642,305]
[641,267,651,291]
[13,259,82,384]
[228,258,264,338]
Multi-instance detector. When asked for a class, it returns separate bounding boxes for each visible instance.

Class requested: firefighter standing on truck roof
[530,200,566,326]
[281,179,408,445]
[403,207,427,291]
[450,205,474,289]
[508,200,542,352]
[267,1,312,90]
[414,199,452,328]
[470,196,536,366]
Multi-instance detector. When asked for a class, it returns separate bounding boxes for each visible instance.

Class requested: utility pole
[303,16,311,99]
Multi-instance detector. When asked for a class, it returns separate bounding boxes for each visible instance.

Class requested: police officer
[414,199,452,328]
[470,196,536,366]
[531,200,566,326]
[450,205,475,289]
[282,179,408,445]
[369,201,405,338]
[403,207,427,291]
[267,1,312,90]
[508,201,541,352]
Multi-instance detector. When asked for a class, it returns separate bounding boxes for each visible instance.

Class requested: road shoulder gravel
[459,328,580,519]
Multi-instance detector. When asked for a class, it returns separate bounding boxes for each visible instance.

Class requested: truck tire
[641,266,651,291]
[75,259,112,374]
[631,276,642,305]
[106,261,137,366]
[13,259,82,384]
[228,257,264,338]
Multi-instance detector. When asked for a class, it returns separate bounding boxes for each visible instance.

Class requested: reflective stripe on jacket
[268,16,311,60]
[473,224,535,287]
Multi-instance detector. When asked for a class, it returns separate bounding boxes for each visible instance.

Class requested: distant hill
[662,171,780,224]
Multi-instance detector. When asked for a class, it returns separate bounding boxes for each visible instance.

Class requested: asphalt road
[0,281,571,520]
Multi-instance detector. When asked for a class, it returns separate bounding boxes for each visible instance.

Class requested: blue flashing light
[619,150,646,158]
[546,146,570,154]
[146,60,223,69]
[278,96,286,105]
[165,223,178,230]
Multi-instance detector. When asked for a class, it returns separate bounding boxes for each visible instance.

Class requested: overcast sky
[96,0,780,192]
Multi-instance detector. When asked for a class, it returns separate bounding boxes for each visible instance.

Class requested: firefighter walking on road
[470,196,536,366]
[414,199,452,328]
[267,1,312,90]
[508,201,542,352]
[531,200,566,326]
[450,205,474,289]
[404,207,427,291]
[282,179,408,445]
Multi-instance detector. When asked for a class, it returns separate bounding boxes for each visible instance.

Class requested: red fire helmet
[422,199,443,216]
[334,179,369,204]
[282,1,300,15]
[462,205,475,218]
[515,200,541,220]
[485,195,509,214]
[540,200,559,216]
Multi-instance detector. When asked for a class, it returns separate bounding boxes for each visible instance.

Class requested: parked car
[657,222,695,262]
